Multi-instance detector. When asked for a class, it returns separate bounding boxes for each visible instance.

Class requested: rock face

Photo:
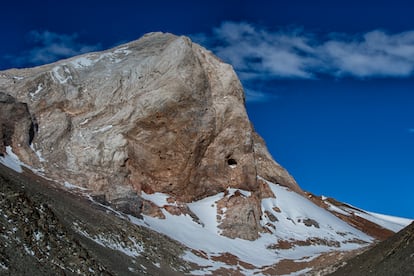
[0,32,301,240]
[0,92,37,158]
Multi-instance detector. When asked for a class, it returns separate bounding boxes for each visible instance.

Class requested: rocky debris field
[0,164,195,276]
[330,221,414,276]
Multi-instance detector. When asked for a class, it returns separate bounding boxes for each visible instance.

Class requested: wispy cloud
[192,21,414,102]
[193,21,414,80]
[321,31,414,77]
[409,128,414,133]
[4,30,101,67]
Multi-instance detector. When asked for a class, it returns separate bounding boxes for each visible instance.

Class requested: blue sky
[1,1,413,218]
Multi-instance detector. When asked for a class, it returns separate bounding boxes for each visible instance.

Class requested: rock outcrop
[0,32,301,240]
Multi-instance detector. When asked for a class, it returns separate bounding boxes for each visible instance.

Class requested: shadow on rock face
[0,92,37,155]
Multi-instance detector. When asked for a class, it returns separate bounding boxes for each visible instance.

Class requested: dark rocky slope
[330,221,414,276]
[0,164,194,275]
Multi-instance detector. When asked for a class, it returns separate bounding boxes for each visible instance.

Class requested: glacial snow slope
[1,151,412,275]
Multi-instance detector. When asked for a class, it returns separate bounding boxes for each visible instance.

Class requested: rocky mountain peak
[1,33,412,275]
[0,32,300,240]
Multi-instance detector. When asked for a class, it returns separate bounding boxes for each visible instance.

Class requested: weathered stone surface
[0,32,302,239]
[217,190,263,240]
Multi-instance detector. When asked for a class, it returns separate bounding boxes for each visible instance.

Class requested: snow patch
[70,57,94,68]
[226,187,251,198]
[76,228,144,257]
[0,262,8,270]
[80,118,90,125]
[321,197,350,216]
[141,192,171,207]
[187,193,223,234]
[92,125,113,133]
[367,211,413,227]
[114,46,132,55]
[30,83,43,98]
[64,181,87,190]
[52,66,72,84]
[34,231,43,241]
[283,267,313,276]
[0,146,23,172]
[23,245,35,256]
[30,144,46,163]
[353,210,412,232]
[321,196,412,232]
[260,178,372,244]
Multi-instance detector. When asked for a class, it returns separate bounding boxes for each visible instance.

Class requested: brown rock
[0,32,303,240]
[217,192,263,240]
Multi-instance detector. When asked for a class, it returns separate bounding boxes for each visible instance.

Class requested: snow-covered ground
[320,197,413,232]
[128,179,380,274]
[1,144,412,274]
[0,146,24,173]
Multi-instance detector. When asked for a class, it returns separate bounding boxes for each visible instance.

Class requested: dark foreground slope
[330,221,414,276]
[0,164,191,276]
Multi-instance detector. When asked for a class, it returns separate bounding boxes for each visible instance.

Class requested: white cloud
[5,30,101,67]
[320,31,414,77]
[191,22,414,103]
[194,22,414,80]
[209,22,315,79]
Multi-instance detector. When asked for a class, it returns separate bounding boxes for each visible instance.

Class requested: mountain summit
[0,33,411,275]
[0,32,300,240]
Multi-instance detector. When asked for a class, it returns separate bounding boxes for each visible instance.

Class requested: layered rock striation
[0,32,300,240]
